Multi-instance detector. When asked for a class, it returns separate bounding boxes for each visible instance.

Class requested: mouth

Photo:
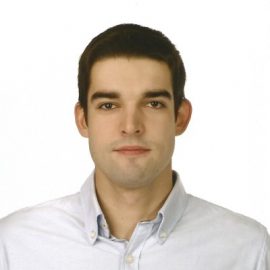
[113,145,151,156]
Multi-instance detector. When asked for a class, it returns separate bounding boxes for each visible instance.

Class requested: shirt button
[125,254,134,264]
[90,231,96,239]
[159,231,168,240]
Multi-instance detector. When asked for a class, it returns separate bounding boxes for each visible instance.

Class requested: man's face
[75,57,190,189]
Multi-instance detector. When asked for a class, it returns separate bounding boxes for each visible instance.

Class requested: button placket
[122,222,154,269]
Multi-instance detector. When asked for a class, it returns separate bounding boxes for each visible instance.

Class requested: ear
[175,99,192,136]
[74,102,89,138]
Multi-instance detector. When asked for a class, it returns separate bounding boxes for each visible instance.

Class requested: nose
[120,107,144,136]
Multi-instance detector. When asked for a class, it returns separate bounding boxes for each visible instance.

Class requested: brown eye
[147,101,165,109]
[99,103,116,110]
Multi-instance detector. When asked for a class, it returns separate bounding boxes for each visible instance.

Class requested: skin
[75,57,192,240]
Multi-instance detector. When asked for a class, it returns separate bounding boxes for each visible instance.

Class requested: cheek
[150,121,176,151]
[88,114,116,135]
[88,119,116,151]
[149,116,175,136]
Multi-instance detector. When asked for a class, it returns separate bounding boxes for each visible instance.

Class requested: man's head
[75,24,192,190]
[78,23,186,122]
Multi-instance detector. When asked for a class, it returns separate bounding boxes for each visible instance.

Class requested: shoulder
[0,193,83,241]
[172,194,269,267]
[0,193,88,269]
[183,194,268,251]
[186,194,267,233]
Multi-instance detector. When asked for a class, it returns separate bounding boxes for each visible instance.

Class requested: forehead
[89,57,172,95]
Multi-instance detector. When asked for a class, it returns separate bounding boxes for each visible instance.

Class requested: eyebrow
[90,89,172,102]
[90,91,120,102]
[143,90,172,100]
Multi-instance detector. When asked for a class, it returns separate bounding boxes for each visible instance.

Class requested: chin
[108,167,158,188]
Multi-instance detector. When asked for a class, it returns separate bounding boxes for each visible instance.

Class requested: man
[0,23,269,269]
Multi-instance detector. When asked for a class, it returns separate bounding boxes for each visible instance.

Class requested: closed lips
[115,146,150,151]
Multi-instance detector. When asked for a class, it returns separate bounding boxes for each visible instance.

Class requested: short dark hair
[78,23,186,121]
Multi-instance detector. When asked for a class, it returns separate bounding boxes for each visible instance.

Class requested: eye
[98,103,117,110]
[147,101,165,109]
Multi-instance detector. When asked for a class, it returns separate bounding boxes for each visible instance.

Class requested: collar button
[159,231,168,240]
[90,230,96,239]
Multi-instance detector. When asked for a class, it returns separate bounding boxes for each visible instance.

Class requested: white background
[0,0,269,230]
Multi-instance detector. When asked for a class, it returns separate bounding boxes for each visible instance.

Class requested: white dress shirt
[0,171,269,270]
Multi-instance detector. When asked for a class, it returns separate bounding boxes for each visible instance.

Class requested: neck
[95,167,173,240]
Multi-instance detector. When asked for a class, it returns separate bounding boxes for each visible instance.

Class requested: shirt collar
[79,171,101,245]
[156,171,188,244]
[79,170,188,245]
